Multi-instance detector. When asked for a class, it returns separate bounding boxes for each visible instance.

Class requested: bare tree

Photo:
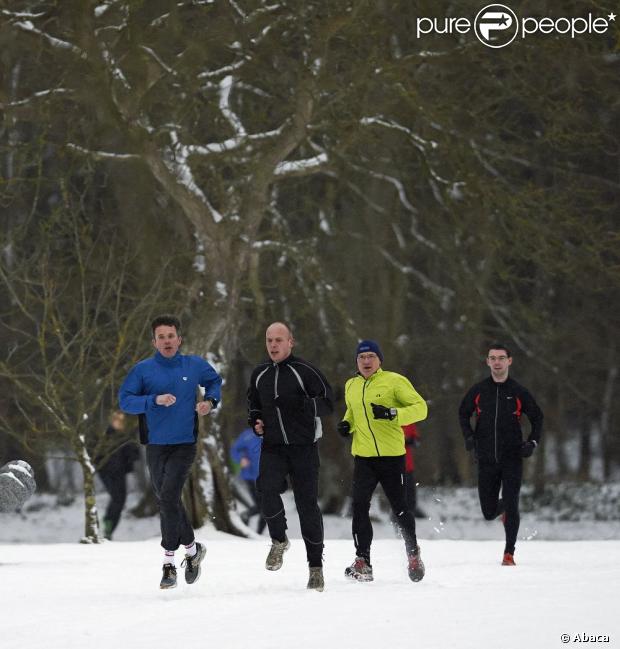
[0,201,173,541]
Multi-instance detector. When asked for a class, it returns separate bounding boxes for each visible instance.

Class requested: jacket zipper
[362,380,381,456]
[494,385,499,462]
[274,364,289,444]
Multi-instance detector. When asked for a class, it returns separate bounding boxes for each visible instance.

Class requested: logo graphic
[415,5,614,48]
[183,376,188,381]
[474,4,518,47]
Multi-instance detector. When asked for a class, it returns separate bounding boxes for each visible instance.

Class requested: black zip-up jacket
[458,376,543,462]
[247,354,333,447]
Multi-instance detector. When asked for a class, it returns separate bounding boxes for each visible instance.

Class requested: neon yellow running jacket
[343,368,427,457]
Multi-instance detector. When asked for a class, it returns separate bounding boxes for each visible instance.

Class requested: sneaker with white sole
[181,542,206,584]
[345,556,373,582]
[160,563,177,589]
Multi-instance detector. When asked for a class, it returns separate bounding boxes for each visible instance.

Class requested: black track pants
[477,457,523,554]
[146,443,196,552]
[257,444,324,567]
[352,455,418,562]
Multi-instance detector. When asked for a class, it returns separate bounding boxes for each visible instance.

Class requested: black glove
[464,436,475,452]
[405,438,420,447]
[337,421,351,437]
[274,393,307,412]
[371,403,397,420]
[521,441,536,458]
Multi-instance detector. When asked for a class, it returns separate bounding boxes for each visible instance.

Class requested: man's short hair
[487,343,511,357]
[268,321,294,339]
[151,314,181,338]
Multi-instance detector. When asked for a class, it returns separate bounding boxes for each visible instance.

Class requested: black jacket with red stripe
[458,376,543,463]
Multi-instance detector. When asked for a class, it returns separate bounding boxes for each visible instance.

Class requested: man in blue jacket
[230,427,265,533]
[119,315,222,589]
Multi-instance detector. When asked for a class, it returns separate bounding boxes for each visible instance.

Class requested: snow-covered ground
[2,486,619,649]
[3,484,619,544]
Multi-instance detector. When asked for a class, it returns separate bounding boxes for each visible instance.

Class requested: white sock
[164,550,175,566]
[185,541,197,558]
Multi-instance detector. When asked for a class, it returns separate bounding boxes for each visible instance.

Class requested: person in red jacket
[402,423,426,519]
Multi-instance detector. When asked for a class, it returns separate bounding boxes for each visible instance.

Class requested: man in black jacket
[248,322,333,591]
[459,343,543,566]
[97,410,140,540]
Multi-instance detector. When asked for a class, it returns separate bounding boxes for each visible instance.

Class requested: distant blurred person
[119,314,222,589]
[97,410,140,540]
[459,343,543,566]
[230,426,266,534]
[338,340,428,583]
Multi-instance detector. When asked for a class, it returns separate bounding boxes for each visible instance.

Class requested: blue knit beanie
[356,340,383,363]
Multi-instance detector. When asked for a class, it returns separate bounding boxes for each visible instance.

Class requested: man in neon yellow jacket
[338,340,428,583]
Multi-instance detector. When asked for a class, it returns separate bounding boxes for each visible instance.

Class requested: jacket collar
[485,374,513,387]
[154,351,182,366]
[269,353,297,367]
[356,367,384,381]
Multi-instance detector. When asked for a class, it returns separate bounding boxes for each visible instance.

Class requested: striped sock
[163,550,175,566]
[184,541,197,558]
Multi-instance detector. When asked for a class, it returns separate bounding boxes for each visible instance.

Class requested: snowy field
[2,487,619,649]
[2,535,618,649]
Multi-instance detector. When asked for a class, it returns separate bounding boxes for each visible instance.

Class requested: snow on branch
[380,248,454,309]
[94,3,112,18]
[186,125,285,156]
[66,143,140,161]
[227,0,246,19]
[1,9,46,19]
[326,172,387,214]
[274,153,328,177]
[246,4,282,22]
[361,116,437,153]
[218,76,246,137]
[372,171,439,251]
[344,161,439,251]
[140,46,176,76]
[99,43,131,90]
[167,131,223,224]
[2,88,72,108]
[198,58,248,80]
[14,21,86,58]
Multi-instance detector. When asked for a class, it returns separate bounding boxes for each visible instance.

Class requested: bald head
[266,322,294,363]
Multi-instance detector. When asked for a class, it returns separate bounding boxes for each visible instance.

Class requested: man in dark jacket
[119,314,222,589]
[459,343,543,566]
[247,322,333,592]
[97,410,140,540]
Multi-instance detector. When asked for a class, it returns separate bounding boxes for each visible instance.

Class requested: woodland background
[1,0,618,540]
